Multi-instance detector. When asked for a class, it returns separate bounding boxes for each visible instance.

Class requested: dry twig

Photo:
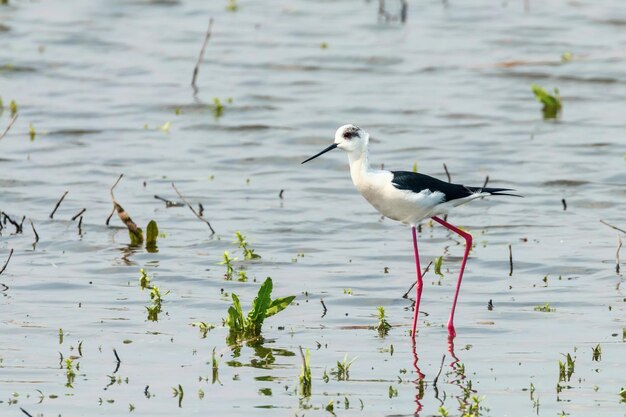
[109,174,143,243]
[72,208,86,221]
[29,219,39,244]
[191,18,214,94]
[600,220,626,235]
[0,114,18,141]
[402,261,433,298]
[0,249,14,275]
[616,234,622,274]
[49,191,68,219]
[320,298,328,318]
[171,182,215,235]
[443,163,451,183]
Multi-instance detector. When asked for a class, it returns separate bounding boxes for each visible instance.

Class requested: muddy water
[1,1,625,416]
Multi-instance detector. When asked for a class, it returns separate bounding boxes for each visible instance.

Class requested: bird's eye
[342,131,352,139]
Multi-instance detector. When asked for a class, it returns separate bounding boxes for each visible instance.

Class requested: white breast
[352,169,446,224]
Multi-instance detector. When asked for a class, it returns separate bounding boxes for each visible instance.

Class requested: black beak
[301,143,338,164]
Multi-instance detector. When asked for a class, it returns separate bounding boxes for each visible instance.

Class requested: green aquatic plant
[388,385,398,398]
[211,347,220,384]
[298,347,312,397]
[225,277,295,343]
[438,406,449,417]
[531,84,562,119]
[172,384,183,408]
[139,268,151,289]
[212,97,225,117]
[191,321,215,338]
[376,306,391,337]
[28,123,35,141]
[434,255,444,277]
[139,269,168,321]
[558,352,575,382]
[591,344,601,361]
[331,354,356,381]
[220,251,235,280]
[226,0,238,11]
[236,270,248,282]
[65,358,76,388]
[145,220,158,251]
[9,99,17,116]
[235,231,261,259]
[461,395,486,417]
[534,303,555,312]
[561,52,572,63]
[159,121,172,132]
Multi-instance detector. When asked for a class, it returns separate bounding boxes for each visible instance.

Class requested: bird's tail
[470,186,522,198]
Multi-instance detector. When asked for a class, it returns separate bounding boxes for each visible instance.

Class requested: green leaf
[266,295,296,318]
[232,293,243,320]
[434,256,444,277]
[531,84,562,119]
[146,220,158,248]
[129,228,144,246]
[226,306,242,332]
[247,277,273,329]
[226,293,245,331]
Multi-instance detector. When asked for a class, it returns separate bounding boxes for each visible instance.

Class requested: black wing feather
[391,171,520,202]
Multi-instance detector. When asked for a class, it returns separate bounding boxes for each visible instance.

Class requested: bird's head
[301,124,369,164]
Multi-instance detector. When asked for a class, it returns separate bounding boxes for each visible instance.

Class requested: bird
[302,124,519,339]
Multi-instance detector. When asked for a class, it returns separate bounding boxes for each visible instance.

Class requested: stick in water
[402,261,433,298]
[171,182,216,235]
[49,191,69,219]
[191,18,214,94]
[29,220,40,244]
[72,208,86,221]
[0,249,14,275]
[0,114,19,141]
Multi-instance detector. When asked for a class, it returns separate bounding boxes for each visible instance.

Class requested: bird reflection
[411,339,425,415]
[448,335,460,369]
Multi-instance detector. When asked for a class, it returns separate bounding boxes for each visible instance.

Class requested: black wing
[391,171,519,202]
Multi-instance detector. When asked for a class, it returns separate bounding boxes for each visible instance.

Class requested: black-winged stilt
[302,124,519,338]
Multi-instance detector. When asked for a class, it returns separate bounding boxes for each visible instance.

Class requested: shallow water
[1,1,625,416]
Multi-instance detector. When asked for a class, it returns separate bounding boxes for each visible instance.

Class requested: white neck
[348,148,371,185]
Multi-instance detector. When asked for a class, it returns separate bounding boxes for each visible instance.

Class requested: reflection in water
[447,335,459,369]
[411,339,425,415]
[227,337,295,370]
[410,335,466,415]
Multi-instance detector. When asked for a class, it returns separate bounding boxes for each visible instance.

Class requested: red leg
[411,226,423,338]
[431,216,473,338]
